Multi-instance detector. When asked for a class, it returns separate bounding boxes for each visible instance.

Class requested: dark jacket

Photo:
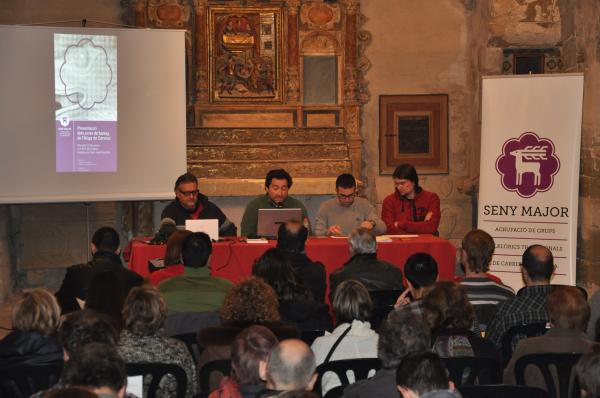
[343,368,398,398]
[329,253,404,299]
[161,193,237,236]
[286,252,326,303]
[0,331,63,371]
[279,295,332,332]
[55,250,144,314]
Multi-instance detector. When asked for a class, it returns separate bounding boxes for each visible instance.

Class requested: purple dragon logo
[495,132,560,198]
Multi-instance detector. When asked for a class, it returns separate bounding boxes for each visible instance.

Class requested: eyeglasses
[178,189,199,197]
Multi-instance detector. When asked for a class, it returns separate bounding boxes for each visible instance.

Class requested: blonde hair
[12,288,61,335]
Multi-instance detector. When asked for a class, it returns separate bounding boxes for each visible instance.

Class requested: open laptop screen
[257,208,302,238]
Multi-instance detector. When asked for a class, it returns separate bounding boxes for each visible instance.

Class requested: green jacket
[240,194,309,237]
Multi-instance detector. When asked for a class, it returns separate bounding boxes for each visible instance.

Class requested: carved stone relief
[300,32,340,54]
[300,1,341,30]
[147,0,191,28]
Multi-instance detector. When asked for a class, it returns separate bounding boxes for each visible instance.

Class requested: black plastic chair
[441,356,501,387]
[324,385,346,398]
[198,359,231,398]
[301,330,326,346]
[313,358,381,397]
[514,353,583,398]
[171,332,203,365]
[126,362,187,398]
[0,363,63,398]
[460,384,548,398]
[500,322,548,367]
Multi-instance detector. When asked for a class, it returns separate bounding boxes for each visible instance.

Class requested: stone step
[187,143,349,161]
[187,127,346,145]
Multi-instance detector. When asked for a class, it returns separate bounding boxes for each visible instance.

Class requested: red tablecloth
[127,235,456,284]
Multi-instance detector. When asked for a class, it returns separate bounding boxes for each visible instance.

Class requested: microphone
[149,218,177,245]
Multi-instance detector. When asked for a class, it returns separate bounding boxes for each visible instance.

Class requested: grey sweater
[314,197,386,236]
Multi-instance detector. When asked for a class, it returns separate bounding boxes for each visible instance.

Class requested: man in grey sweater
[315,173,386,236]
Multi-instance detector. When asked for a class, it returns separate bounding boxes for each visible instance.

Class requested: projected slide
[54,34,117,172]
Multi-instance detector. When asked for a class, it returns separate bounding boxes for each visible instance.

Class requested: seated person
[55,226,143,314]
[329,228,404,298]
[0,288,63,371]
[575,349,600,398]
[240,169,309,237]
[260,339,318,395]
[253,248,332,331]
[276,220,326,302]
[85,271,127,332]
[311,280,379,395]
[396,351,460,398]
[149,230,192,286]
[394,252,438,314]
[159,232,232,312]
[117,285,197,398]
[315,173,386,236]
[381,164,441,235]
[161,172,236,236]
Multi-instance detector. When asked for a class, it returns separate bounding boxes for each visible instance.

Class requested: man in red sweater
[381,164,441,235]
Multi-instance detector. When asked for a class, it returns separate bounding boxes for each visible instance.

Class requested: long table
[126,235,457,285]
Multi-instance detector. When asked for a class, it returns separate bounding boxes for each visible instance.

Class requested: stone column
[286,0,301,103]
[193,0,209,105]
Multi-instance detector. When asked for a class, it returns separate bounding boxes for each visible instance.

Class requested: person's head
[122,285,167,336]
[547,286,590,332]
[461,229,495,274]
[422,281,474,333]
[164,230,193,266]
[575,349,600,398]
[265,169,292,205]
[396,351,453,398]
[12,288,61,335]
[277,220,308,253]
[335,174,357,207]
[522,245,555,284]
[393,164,420,198]
[348,228,377,255]
[181,232,212,268]
[58,309,119,360]
[85,272,126,331]
[378,310,430,369]
[61,343,126,398]
[220,277,280,323]
[404,253,438,291]
[43,387,100,398]
[332,280,373,324]
[91,227,120,254]
[252,248,304,301]
[231,325,278,385]
[263,339,317,391]
[174,172,199,211]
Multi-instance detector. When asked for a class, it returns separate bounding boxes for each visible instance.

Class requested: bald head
[522,245,554,284]
[277,220,308,253]
[266,339,316,391]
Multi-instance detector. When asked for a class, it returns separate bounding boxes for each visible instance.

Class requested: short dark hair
[266,169,292,188]
[332,280,373,324]
[462,229,495,273]
[392,164,419,189]
[522,245,554,282]
[404,253,438,289]
[396,351,449,395]
[61,343,126,393]
[378,310,430,369]
[277,220,308,253]
[336,174,356,189]
[58,309,118,357]
[231,325,278,385]
[575,349,600,397]
[174,172,198,189]
[91,227,120,252]
[252,248,306,301]
[547,286,590,332]
[181,232,212,268]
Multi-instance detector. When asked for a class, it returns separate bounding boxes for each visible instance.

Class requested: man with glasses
[161,172,237,236]
[315,173,386,236]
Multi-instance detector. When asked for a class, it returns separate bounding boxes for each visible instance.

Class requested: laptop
[185,219,219,241]
[257,208,303,238]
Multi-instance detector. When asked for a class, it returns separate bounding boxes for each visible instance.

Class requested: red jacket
[381,189,441,234]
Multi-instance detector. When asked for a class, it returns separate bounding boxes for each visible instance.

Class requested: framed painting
[379,94,449,174]
[208,5,283,102]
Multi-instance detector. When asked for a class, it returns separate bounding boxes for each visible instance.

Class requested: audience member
[381,163,441,235]
[259,339,317,396]
[85,271,126,331]
[575,348,600,398]
[311,280,378,395]
[56,226,143,314]
[457,229,514,331]
[117,285,198,398]
[149,230,192,285]
[314,173,386,236]
[241,169,309,237]
[159,232,232,312]
[396,351,460,398]
[252,248,331,331]
[276,221,326,302]
[343,310,430,398]
[394,252,438,314]
[422,282,497,360]
[161,172,236,236]
[209,325,279,398]
[504,286,596,386]
[329,228,403,298]
[43,387,100,398]
[0,288,62,370]
[486,244,555,347]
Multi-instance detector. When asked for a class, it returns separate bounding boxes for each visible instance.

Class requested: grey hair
[267,340,316,389]
[348,228,377,255]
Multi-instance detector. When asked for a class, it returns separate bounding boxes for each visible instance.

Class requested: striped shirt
[460,277,515,331]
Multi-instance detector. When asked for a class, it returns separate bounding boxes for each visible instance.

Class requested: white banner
[478,74,583,291]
